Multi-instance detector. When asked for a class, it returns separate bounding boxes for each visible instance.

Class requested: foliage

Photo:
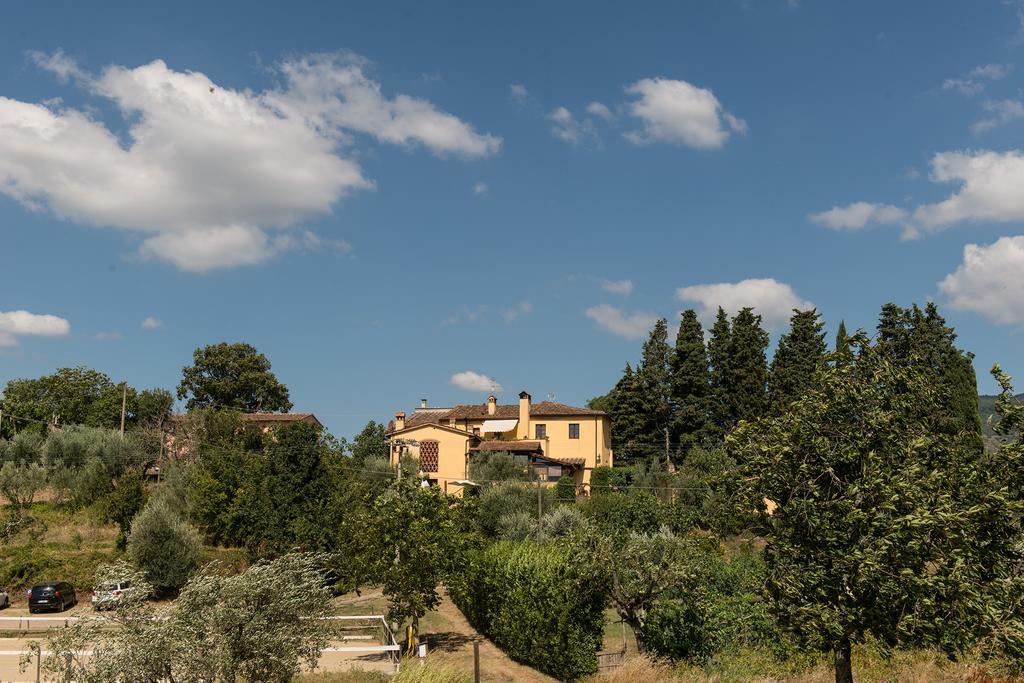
[541,504,586,539]
[671,309,712,457]
[349,420,387,465]
[725,307,769,424]
[553,473,577,504]
[732,335,1024,682]
[496,511,536,541]
[37,553,332,683]
[0,461,46,511]
[42,426,138,507]
[127,498,201,592]
[580,491,664,535]
[100,469,147,549]
[367,480,461,636]
[706,307,733,439]
[177,341,292,412]
[467,451,533,483]
[470,483,550,539]
[668,447,751,535]
[768,308,827,414]
[637,318,673,451]
[450,540,608,681]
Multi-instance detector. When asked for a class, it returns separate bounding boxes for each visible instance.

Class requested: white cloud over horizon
[972,99,1024,135]
[141,316,163,330]
[624,77,746,149]
[0,51,500,271]
[0,310,71,347]
[585,304,659,339]
[943,63,1011,96]
[809,201,909,231]
[939,236,1024,325]
[450,370,503,393]
[675,278,813,330]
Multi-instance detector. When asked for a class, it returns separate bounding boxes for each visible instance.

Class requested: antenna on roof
[547,393,556,401]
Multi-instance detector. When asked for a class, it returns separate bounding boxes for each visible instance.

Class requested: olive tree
[127,499,201,592]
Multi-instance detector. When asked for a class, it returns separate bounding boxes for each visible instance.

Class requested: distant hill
[979,393,1023,435]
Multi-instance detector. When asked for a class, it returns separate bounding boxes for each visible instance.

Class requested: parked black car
[28,582,77,613]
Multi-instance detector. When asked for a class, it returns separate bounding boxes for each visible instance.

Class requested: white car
[91,581,136,610]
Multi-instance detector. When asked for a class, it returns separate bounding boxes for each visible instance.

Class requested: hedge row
[449,541,607,681]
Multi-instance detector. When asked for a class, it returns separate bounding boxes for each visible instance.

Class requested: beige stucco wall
[388,424,472,496]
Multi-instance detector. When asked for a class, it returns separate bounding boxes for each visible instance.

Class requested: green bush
[450,541,608,680]
[473,483,552,539]
[580,491,664,534]
[553,474,577,504]
[128,499,201,592]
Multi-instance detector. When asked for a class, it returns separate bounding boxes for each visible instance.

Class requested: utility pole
[119,383,127,437]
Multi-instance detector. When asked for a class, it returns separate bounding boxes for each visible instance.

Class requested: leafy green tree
[2,367,121,431]
[725,307,769,424]
[349,420,387,466]
[834,320,853,367]
[368,480,461,645]
[637,318,673,444]
[101,469,147,550]
[553,474,577,505]
[706,307,733,438]
[134,388,174,426]
[468,451,533,483]
[670,310,711,456]
[177,342,292,412]
[0,461,46,513]
[768,309,827,413]
[128,499,201,592]
[733,335,1024,683]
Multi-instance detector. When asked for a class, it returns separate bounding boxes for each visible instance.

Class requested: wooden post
[473,641,480,683]
[35,649,40,683]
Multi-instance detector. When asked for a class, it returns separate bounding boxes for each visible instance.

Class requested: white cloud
[624,77,746,149]
[450,371,503,393]
[942,63,1011,96]
[510,84,529,104]
[586,101,614,121]
[0,310,70,347]
[913,150,1024,229]
[94,331,122,341]
[675,278,812,330]
[141,316,163,330]
[585,304,659,339]
[548,106,596,145]
[814,150,1024,238]
[601,279,634,296]
[809,201,908,231]
[501,301,532,322]
[474,181,488,195]
[0,53,499,271]
[971,99,1024,135]
[939,236,1024,325]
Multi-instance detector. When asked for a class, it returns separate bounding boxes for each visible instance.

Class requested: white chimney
[420,399,427,409]
[487,395,497,416]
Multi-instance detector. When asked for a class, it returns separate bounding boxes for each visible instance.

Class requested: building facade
[387,391,612,496]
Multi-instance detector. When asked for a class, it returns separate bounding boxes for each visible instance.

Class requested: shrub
[496,511,535,541]
[127,499,201,592]
[580,491,663,534]
[0,461,47,511]
[450,541,608,680]
[468,451,532,483]
[474,483,552,539]
[541,505,586,540]
[553,474,577,504]
[101,469,147,549]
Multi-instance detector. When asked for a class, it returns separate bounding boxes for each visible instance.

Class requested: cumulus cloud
[510,84,529,104]
[548,106,597,145]
[942,63,1011,96]
[0,52,499,271]
[585,304,659,339]
[0,310,70,347]
[809,201,908,231]
[601,279,634,296]
[675,278,812,330]
[971,99,1024,135]
[141,316,163,330]
[474,181,488,195]
[624,77,746,149]
[813,150,1024,238]
[939,236,1024,325]
[586,101,614,121]
[450,371,503,393]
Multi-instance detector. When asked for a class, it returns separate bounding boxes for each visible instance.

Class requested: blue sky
[3,0,1024,438]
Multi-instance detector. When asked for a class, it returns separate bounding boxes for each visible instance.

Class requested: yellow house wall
[389,424,471,495]
[526,416,612,486]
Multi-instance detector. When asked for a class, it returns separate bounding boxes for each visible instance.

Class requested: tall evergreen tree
[876,303,913,366]
[707,308,733,438]
[637,318,672,447]
[605,364,649,465]
[834,320,853,367]
[726,308,769,424]
[670,310,711,456]
[769,309,828,413]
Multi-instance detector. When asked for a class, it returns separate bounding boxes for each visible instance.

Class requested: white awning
[480,419,518,433]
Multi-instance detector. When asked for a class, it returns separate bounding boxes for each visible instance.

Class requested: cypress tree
[834,320,853,367]
[769,309,828,413]
[606,364,649,465]
[876,303,913,366]
[670,310,711,456]
[637,318,672,447]
[726,307,770,424]
[707,307,733,438]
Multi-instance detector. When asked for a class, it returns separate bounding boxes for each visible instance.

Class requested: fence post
[473,641,480,683]
[35,650,40,683]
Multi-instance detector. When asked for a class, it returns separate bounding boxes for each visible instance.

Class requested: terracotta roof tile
[470,440,544,452]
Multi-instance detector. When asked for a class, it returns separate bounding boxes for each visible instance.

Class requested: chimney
[395,411,405,431]
[517,391,531,439]
[420,399,427,409]
[487,395,497,416]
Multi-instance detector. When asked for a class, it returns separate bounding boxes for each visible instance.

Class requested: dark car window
[31,586,55,597]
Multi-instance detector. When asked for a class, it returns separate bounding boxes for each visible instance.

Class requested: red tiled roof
[470,440,544,453]
[403,401,605,428]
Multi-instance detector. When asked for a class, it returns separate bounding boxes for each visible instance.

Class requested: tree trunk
[834,637,853,683]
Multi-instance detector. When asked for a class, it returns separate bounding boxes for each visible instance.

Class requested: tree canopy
[177,342,292,412]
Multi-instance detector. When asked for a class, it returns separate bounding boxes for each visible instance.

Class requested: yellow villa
[387,391,613,496]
